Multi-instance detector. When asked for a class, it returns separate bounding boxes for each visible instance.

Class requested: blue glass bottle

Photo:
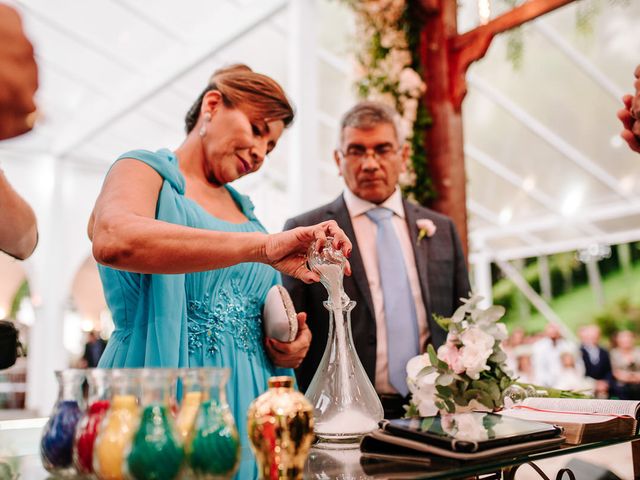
[40,369,85,476]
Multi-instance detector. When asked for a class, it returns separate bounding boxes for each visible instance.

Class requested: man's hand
[0,5,38,140]
[265,312,312,369]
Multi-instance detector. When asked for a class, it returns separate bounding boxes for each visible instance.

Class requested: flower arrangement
[406,295,514,416]
[338,0,436,204]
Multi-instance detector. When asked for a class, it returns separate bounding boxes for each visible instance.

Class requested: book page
[521,397,640,418]
[500,408,619,424]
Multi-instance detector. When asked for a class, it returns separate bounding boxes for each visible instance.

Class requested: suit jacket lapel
[328,195,375,318]
[403,199,432,323]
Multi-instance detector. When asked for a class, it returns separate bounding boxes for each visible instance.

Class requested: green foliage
[505,28,524,70]
[402,101,436,205]
[401,4,436,205]
[10,280,30,319]
[493,253,582,331]
[594,297,640,340]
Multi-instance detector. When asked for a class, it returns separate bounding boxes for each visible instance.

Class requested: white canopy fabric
[0,0,638,412]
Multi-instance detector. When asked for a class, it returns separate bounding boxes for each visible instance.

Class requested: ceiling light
[561,189,582,216]
[499,207,512,225]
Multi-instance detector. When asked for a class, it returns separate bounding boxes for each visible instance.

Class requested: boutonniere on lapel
[416,219,436,245]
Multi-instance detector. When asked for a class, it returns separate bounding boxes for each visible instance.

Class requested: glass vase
[186,367,240,479]
[248,376,314,480]
[40,369,85,477]
[126,368,184,480]
[93,368,141,480]
[305,301,384,446]
[73,368,110,475]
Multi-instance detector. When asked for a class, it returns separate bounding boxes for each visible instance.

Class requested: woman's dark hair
[184,64,295,133]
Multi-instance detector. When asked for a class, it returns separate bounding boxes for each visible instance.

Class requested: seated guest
[513,345,535,384]
[610,330,640,400]
[579,325,612,398]
[532,322,584,388]
[282,101,470,418]
[555,350,595,394]
[88,65,352,453]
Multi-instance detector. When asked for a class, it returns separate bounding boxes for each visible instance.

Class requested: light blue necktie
[366,207,419,396]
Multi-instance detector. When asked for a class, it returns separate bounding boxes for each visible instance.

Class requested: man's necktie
[365,207,419,396]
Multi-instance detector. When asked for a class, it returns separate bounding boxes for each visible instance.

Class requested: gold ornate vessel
[247,376,314,479]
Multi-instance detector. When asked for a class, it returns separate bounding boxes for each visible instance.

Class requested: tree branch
[449,0,576,109]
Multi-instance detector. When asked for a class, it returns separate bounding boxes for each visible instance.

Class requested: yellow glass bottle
[93,369,141,480]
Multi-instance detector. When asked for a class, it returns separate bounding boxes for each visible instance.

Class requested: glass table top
[0,418,637,479]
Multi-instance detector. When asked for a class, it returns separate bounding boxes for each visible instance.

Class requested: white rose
[460,327,495,351]
[398,68,424,96]
[460,344,492,379]
[406,354,439,416]
[406,353,430,380]
[452,413,489,442]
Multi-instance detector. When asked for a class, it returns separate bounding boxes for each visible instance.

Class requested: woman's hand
[263,220,352,283]
[265,312,312,369]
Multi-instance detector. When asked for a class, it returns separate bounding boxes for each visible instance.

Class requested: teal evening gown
[97,149,292,473]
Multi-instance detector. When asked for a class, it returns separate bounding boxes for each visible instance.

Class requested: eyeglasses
[338,144,402,162]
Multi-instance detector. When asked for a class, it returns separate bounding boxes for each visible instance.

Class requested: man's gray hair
[338,101,405,147]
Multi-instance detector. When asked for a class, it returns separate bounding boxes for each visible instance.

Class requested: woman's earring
[198,112,211,138]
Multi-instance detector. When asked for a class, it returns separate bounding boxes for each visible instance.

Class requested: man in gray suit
[283,101,470,418]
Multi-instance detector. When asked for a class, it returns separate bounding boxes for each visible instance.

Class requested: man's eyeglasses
[338,144,402,162]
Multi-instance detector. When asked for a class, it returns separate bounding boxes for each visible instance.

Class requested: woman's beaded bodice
[186,277,265,358]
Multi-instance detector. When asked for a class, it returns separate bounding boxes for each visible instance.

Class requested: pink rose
[437,342,465,374]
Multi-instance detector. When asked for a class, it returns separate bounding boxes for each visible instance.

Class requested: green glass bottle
[187,368,240,478]
[126,369,184,480]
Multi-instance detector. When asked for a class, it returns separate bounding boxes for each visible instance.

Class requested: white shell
[263,285,298,342]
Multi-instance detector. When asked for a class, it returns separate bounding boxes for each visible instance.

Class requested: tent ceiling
[1,0,639,264]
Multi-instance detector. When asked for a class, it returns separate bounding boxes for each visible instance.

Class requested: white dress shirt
[343,187,428,394]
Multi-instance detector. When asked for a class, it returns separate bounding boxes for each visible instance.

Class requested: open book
[499,397,640,445]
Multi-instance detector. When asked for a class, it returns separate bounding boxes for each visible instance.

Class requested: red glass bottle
[73,369,110,475]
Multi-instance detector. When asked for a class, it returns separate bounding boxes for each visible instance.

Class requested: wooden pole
[419,0,469,255]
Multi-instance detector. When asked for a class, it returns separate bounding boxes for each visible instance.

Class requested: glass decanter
[93,368,141,480]
[305,238,384,446]
[186,367,240,478]
[40,369,85,476]
[126,368,184,480]
[73,368,111,475]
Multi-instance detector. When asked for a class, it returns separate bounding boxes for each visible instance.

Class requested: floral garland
[339,0,436,204]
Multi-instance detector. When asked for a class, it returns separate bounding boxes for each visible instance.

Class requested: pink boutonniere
[416,219,436,244]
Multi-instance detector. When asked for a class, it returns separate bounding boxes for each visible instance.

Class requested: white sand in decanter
[315,409,379,435]
[315,263,353,401]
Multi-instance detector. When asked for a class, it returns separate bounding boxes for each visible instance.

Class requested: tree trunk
[419,0,469,257]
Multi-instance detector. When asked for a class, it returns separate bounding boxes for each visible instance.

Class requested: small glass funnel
[305,238,383,446]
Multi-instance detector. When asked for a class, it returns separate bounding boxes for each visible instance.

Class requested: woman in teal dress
[88,65,351,457]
